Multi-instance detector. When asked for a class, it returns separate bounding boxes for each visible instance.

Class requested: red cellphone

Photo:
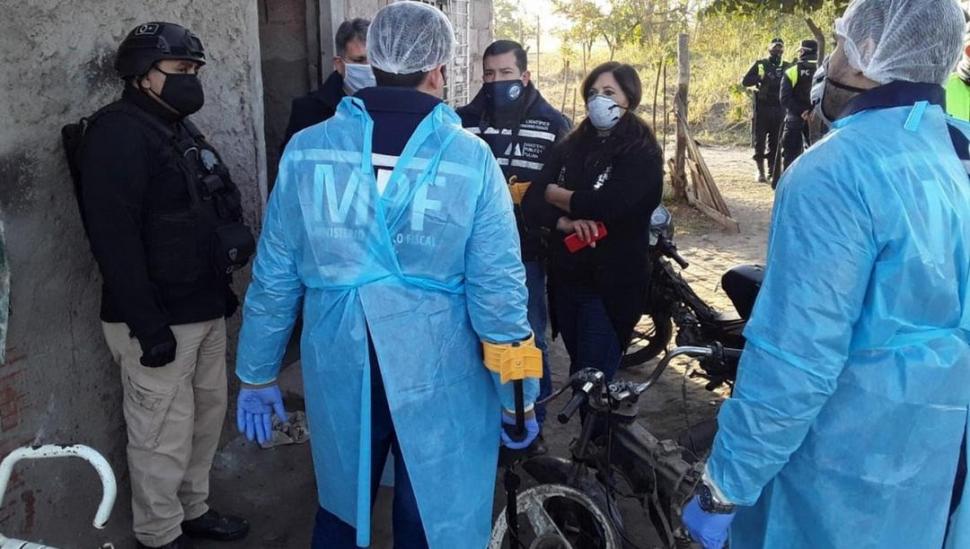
[564,222,607,253]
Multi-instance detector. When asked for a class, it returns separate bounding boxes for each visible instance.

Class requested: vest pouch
[145,211,208,284]
[211,221,255,274]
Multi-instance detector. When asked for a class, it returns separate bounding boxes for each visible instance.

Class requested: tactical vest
[786,60,818,106]
[62,102,255,284]
[756,59,787,106]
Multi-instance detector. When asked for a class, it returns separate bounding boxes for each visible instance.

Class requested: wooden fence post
[672,33,690,202]
[652,59,663,133]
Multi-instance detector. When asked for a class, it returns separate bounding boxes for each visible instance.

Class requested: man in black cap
[73,22,253,548]
[742,38,789,183]
[779,39,819,175]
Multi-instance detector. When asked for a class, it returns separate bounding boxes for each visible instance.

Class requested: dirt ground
[195,144,775,549]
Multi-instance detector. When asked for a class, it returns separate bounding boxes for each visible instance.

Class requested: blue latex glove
[500,410,540,450]
[682,495,735,549]
[237,384,288,445]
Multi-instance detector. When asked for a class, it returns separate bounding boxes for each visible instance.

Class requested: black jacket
[781,58,818,119]
[522,117,664,344]
[742,57,789,109]
[79,88,237,339]
[283,71,345,146]
[457,83,571,261]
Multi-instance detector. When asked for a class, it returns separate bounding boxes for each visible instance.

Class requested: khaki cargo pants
[103,318,228,547]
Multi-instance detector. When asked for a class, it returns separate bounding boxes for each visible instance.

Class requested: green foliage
[494,0,537,44]
[552,0,604,73]
[597,1,641,60]
[494,0,846,143]
[688,2,843,138]
[703,0,851,14]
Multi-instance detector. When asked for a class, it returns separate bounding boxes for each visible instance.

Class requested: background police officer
[78,22,252,549]
[457,40,571,434]
[741,38,788,183]
[779,39,819,174]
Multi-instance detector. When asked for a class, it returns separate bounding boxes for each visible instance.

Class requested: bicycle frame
[0,445,117,549]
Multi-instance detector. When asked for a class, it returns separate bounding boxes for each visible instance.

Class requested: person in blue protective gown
[231,2,542,548]
[681,1,970,548]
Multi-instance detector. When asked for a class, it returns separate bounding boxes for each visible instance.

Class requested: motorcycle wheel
[620,313,673,368]
[489,484,620,549]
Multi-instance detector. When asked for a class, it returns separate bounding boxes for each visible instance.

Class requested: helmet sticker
[134,23,160,36]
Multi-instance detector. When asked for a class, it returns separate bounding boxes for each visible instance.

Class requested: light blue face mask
[344,62,377,94]
[587,94,625,130]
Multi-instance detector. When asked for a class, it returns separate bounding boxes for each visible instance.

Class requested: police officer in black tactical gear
[779,39,819,175]
[742,37,789,183]
[75,22,253,549]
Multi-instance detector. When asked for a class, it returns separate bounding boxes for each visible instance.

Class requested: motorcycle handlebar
[670,249,690,269]
[658,236,690,269]
[557,391,588,424]
[720,347,743,361]
[635,345,717,395]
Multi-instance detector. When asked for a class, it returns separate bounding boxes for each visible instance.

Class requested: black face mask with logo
[152,69,205,116]
[484,80,525,114]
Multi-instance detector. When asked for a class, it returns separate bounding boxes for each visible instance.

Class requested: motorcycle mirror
[650,206,672,228]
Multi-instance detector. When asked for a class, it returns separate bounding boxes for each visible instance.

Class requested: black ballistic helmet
[115,22,206,78]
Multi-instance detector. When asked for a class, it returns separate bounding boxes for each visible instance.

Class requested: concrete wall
[0,2,265,545]
[469,0,493,96]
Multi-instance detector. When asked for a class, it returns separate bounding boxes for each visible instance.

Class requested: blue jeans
[525,261,552,425]
[553,284,622,382]
[311,346,428,549]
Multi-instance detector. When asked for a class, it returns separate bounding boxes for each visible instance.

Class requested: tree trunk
[673,33,690,202]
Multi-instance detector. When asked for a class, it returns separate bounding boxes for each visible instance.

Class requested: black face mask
[819,77,869,123]
[152,69,205,116]
[826,77,868,94]
[769,53,782,64]
[483,80,525,112]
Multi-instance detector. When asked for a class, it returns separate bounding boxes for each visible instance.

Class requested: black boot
[755,159,767,183]
[181,509,249,542]
[136,534,194,549]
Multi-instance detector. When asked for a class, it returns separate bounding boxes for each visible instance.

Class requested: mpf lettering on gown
[316,163,442,246]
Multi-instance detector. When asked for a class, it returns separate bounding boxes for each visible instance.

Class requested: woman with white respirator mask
[522,62,664,386]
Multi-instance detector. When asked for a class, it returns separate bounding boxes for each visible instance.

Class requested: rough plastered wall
[468,0,492,91]
[0,1,265,545]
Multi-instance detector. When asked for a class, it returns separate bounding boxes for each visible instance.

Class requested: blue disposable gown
[706,100,970,548]
[236,97,539,548]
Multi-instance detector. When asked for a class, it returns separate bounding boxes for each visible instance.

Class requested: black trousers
[752,105,783,166]
[781,115,810,170]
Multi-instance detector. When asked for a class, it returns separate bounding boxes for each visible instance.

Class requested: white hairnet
[834,0,964,85]
[367,1,455,75]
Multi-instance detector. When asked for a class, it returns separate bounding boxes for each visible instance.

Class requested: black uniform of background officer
[741,38,788,183]
[76,22,252,549]
[780,39,819,175]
